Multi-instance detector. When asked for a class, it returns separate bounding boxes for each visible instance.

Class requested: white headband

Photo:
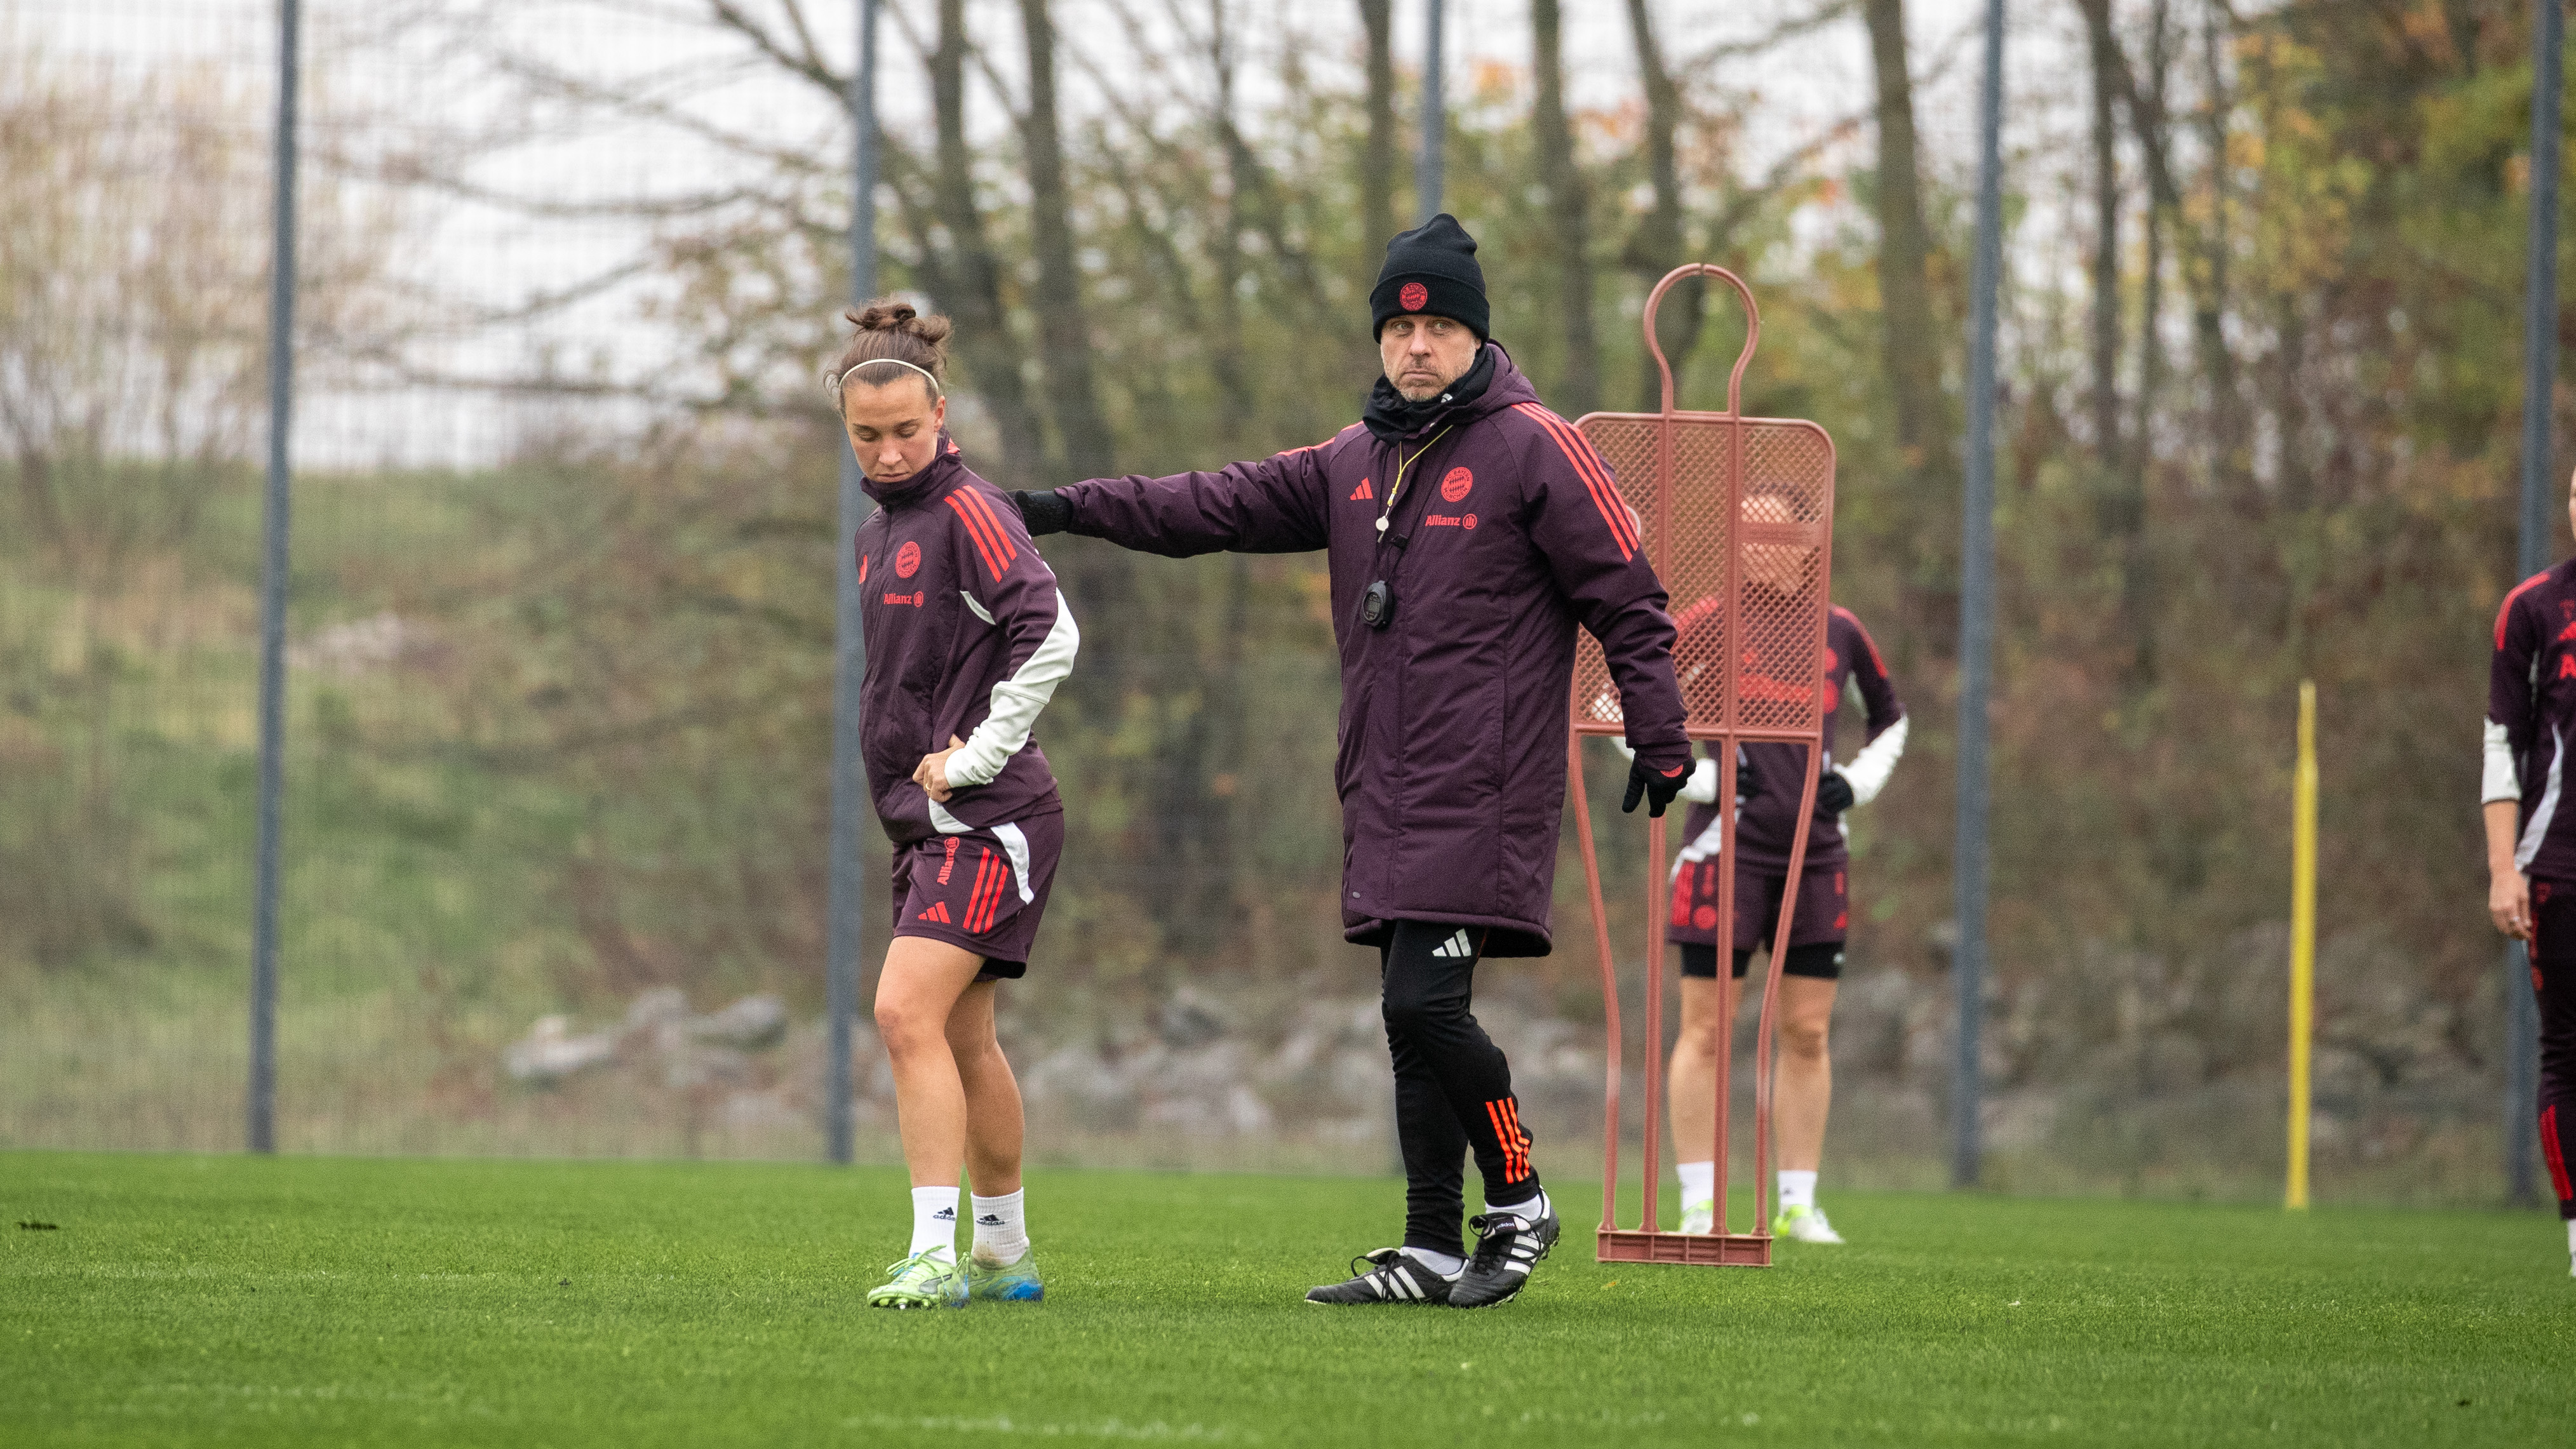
[828,356,943,411]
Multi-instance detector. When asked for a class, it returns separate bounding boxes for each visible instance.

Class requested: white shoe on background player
[1678,1199,1714,1235]
[1772,1204,1844,1244]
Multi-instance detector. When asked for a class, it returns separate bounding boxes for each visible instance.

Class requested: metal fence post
[1953,0,2007,1192]
[2509,0,2562,1207]
[248,0,300,1156]
[825,0,880,1167]
[1416,0,1443,220]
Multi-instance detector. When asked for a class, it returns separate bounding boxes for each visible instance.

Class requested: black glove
[1622,757,1687,817]
[1010,488,1072,537]
[1816,768,1855,814]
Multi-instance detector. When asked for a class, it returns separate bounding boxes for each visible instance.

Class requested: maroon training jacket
[857,439,1073,845]
[1055,346,1689,956]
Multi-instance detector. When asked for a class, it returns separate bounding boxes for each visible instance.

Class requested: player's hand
[2490,867,2534,940]
[1010,489,1072,537]
[1622,758,1686,817]
[915,735,968,802]
[1816,768,1855,814]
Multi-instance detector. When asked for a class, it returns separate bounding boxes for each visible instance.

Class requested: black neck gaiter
[1361,347,1496,444]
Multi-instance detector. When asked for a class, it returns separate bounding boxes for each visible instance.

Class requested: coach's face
[1379,314,1480,403]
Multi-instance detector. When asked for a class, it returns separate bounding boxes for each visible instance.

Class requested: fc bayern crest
[1399,281,1428,312]
[895,540,922,578]
[1440,467,1473,502]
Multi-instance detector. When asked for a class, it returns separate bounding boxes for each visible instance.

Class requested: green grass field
[3,1151,2569,1446]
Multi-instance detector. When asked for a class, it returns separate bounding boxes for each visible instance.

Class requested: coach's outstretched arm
[1012,438,1339,558]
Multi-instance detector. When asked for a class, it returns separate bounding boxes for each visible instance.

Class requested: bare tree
[1359,0,1399,259]
[1019,0,1117,483]
[1532,0,1600,416]
[932,0,1047,484]
[1862,0,1956,655]
[1621,0,1702,411]
[2086,0,2122,476]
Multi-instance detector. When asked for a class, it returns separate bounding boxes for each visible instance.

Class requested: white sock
[1489,1186,1552,1225]
[2566,1219,2575,1269]
[909,1186,959,1261]
[1403,1246,1465,1279]
[1778,1170,1818,1212]
[1677,1160,1715,1206]
[970,1189,1029,1265]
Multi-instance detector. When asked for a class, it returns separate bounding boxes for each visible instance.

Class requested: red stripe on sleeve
[1521,404,1637,552]
[1833,607,1888,674]
[1517,403,1639,559]
[946,494,1006,579]
[2500,570,2552,649]
[955,489,1019,569]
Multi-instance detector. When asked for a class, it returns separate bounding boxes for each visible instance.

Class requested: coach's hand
[1622,758,1687,817]
[1816,768,1855,815]
[915,735,969,803]
[1010,489,1073,537]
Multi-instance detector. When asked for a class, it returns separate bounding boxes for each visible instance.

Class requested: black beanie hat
[1371,213,1489,343]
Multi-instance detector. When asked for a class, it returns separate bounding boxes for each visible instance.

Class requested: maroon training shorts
[888,808,1062,978]
[1666,855,1848,954]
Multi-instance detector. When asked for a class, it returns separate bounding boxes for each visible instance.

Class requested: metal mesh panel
[1571,414,1835,739]
[1570,418,1658,729]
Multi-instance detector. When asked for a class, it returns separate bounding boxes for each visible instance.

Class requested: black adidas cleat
[1449,1205,1559,1308]
[1305,1247,1455,1305]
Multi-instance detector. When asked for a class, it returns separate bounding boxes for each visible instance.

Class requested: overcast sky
[17,0,2074,467]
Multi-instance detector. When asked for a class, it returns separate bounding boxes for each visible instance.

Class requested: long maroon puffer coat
[1054,345,1690,956]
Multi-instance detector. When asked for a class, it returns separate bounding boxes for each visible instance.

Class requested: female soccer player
[1629,489,1903,1244]
[2483,465,2576,1275]
[836,302,1079,1308]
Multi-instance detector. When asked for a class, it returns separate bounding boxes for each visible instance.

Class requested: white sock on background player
[2566,1219,2574,1276]
[1778,1170,1818,1213]
[1677,1159,1715,1206]
[909,1186,960,1262]
[970,1188,1029,1265]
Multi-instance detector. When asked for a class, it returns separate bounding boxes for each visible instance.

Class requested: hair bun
[851,301,918,332]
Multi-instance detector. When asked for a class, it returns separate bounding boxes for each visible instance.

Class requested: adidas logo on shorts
[917,901,952,924]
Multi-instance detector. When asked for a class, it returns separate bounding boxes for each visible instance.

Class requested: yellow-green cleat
[1771,1204,1845,1244]
[868,1250,968,1309]
[966,1246,1045,1302]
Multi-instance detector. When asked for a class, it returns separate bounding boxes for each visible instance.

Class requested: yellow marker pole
[2287,681,2318,1211]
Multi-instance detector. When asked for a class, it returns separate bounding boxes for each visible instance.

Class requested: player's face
[841,378,946,483]
[1379,315,1480,403]
[1740,491,1814,594]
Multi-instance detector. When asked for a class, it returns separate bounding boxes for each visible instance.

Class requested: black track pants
[1380,920,1543,1259]
[2532,881,2576,1219]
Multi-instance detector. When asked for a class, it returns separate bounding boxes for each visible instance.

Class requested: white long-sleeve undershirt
[944,589,1080,787]
[2483,717,2520,805]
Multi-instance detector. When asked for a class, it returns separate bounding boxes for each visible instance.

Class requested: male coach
[1010,215,1692,1308]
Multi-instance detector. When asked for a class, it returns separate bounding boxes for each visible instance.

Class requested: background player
[2482,464,2576,1276]
[838,302,1080,1308]
[1629,488,1903,1243]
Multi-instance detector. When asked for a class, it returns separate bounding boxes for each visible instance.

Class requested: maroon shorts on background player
[890,808,1064,978]
[1667,855,1848,955]
[2528,879,2576,1218]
